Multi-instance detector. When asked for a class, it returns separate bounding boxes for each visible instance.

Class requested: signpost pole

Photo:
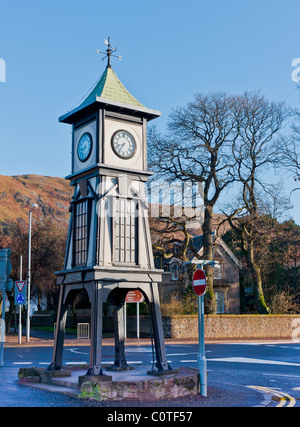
[124,302,127,340]
[137,302,140,339]
[198,294,207,397]
[193,268,208,397]
[26,209,32,342]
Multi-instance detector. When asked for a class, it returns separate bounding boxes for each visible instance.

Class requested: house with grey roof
[162,232,242,314]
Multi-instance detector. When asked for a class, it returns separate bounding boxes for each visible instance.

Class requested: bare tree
[148,92,239,313]
[276,104,300,190]
[227,91,290,313]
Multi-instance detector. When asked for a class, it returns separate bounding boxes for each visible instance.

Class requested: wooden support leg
[109,303,130,371]
[89,281,103,376]
[149,282,171,372]
[48,286,68,371]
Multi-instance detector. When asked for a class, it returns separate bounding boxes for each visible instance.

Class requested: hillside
[0,175,73,227]
[0,174,229,236]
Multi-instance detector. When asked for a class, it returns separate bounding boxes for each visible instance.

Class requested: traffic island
[80,367,200,402]
[18,366,201,402]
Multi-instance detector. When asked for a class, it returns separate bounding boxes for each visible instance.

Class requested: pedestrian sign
[15,281,27,306]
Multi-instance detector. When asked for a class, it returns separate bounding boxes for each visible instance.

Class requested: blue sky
[0,0,300,222]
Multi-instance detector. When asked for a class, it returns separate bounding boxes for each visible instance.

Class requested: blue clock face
[77,132,93,162]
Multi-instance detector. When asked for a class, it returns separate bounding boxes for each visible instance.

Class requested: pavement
[5,328,291,348]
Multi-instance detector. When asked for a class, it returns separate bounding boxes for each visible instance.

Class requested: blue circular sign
[16,294,25,304]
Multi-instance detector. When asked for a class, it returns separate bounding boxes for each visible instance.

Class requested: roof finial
[96,37,122,68]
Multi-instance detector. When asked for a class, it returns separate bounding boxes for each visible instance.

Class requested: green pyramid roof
[81,66,144,108]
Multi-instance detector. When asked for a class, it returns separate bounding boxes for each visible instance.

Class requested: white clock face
[77,132,93,162]
[111,130,136,159]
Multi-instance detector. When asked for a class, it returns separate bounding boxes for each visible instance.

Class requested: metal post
[137,302,140,339]
[18,256,22,345]
[26,209,32,342]
[0,287,6,366]
[124,302,127,339]
[198,295,207,397]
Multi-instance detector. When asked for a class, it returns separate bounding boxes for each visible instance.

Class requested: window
[213,263,222,280]
[170,263,179,281]
[73,200,88,267]
[215,291,225,314]
[114,198,138,265]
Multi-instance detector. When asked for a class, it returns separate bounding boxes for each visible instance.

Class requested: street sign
[192,268,208,397]
[125,290,145,303]
[15,281,27,306]
[193,269,207,297]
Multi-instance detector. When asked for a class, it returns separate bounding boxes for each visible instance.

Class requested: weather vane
[97,37,122,68]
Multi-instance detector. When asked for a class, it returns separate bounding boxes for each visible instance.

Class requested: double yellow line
[248,386,296,407]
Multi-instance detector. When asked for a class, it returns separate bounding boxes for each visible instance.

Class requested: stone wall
[31,312,300,341]
[162,315,300,340]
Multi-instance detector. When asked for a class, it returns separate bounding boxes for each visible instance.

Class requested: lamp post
[26,203,38,343]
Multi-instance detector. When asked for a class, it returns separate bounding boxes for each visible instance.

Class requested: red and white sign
[15,281,26,293]
[125,290,145,303]
[193,270,207,297]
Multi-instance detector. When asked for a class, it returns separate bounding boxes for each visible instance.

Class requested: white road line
[263,373,300,379]
[65,362,88,365]
[65,348,89,355]
[13,362,32,365]
[166,352,199,357]
[208,357,300,367]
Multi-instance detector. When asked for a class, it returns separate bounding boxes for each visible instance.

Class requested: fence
[77,323,90,339]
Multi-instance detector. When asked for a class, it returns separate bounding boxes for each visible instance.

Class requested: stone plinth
[80,367,199,401]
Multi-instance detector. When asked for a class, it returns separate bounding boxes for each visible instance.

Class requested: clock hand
[117,142,125,153]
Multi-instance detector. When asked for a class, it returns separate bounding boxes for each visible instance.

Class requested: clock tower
[49,39,171,376]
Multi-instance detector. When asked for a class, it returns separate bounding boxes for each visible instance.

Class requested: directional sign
[125,290,145,303]
[193,269,207,297]
[15,281,27,306]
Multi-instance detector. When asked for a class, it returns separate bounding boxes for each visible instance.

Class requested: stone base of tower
[19,366,200,401]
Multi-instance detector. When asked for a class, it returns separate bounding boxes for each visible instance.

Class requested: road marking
[248,386,296,407]
[263,373,300,379]
[208,357,300,367]
[101,361,145,365]
[166,352,199,357]
[65,362,88,365]
[126,347,153,353]
[65,348,89,355]
[12,362,32,365]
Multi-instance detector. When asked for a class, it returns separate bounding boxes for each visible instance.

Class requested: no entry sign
[193,269,207,297]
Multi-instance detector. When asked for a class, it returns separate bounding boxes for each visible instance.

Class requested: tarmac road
[1,330,300,408]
